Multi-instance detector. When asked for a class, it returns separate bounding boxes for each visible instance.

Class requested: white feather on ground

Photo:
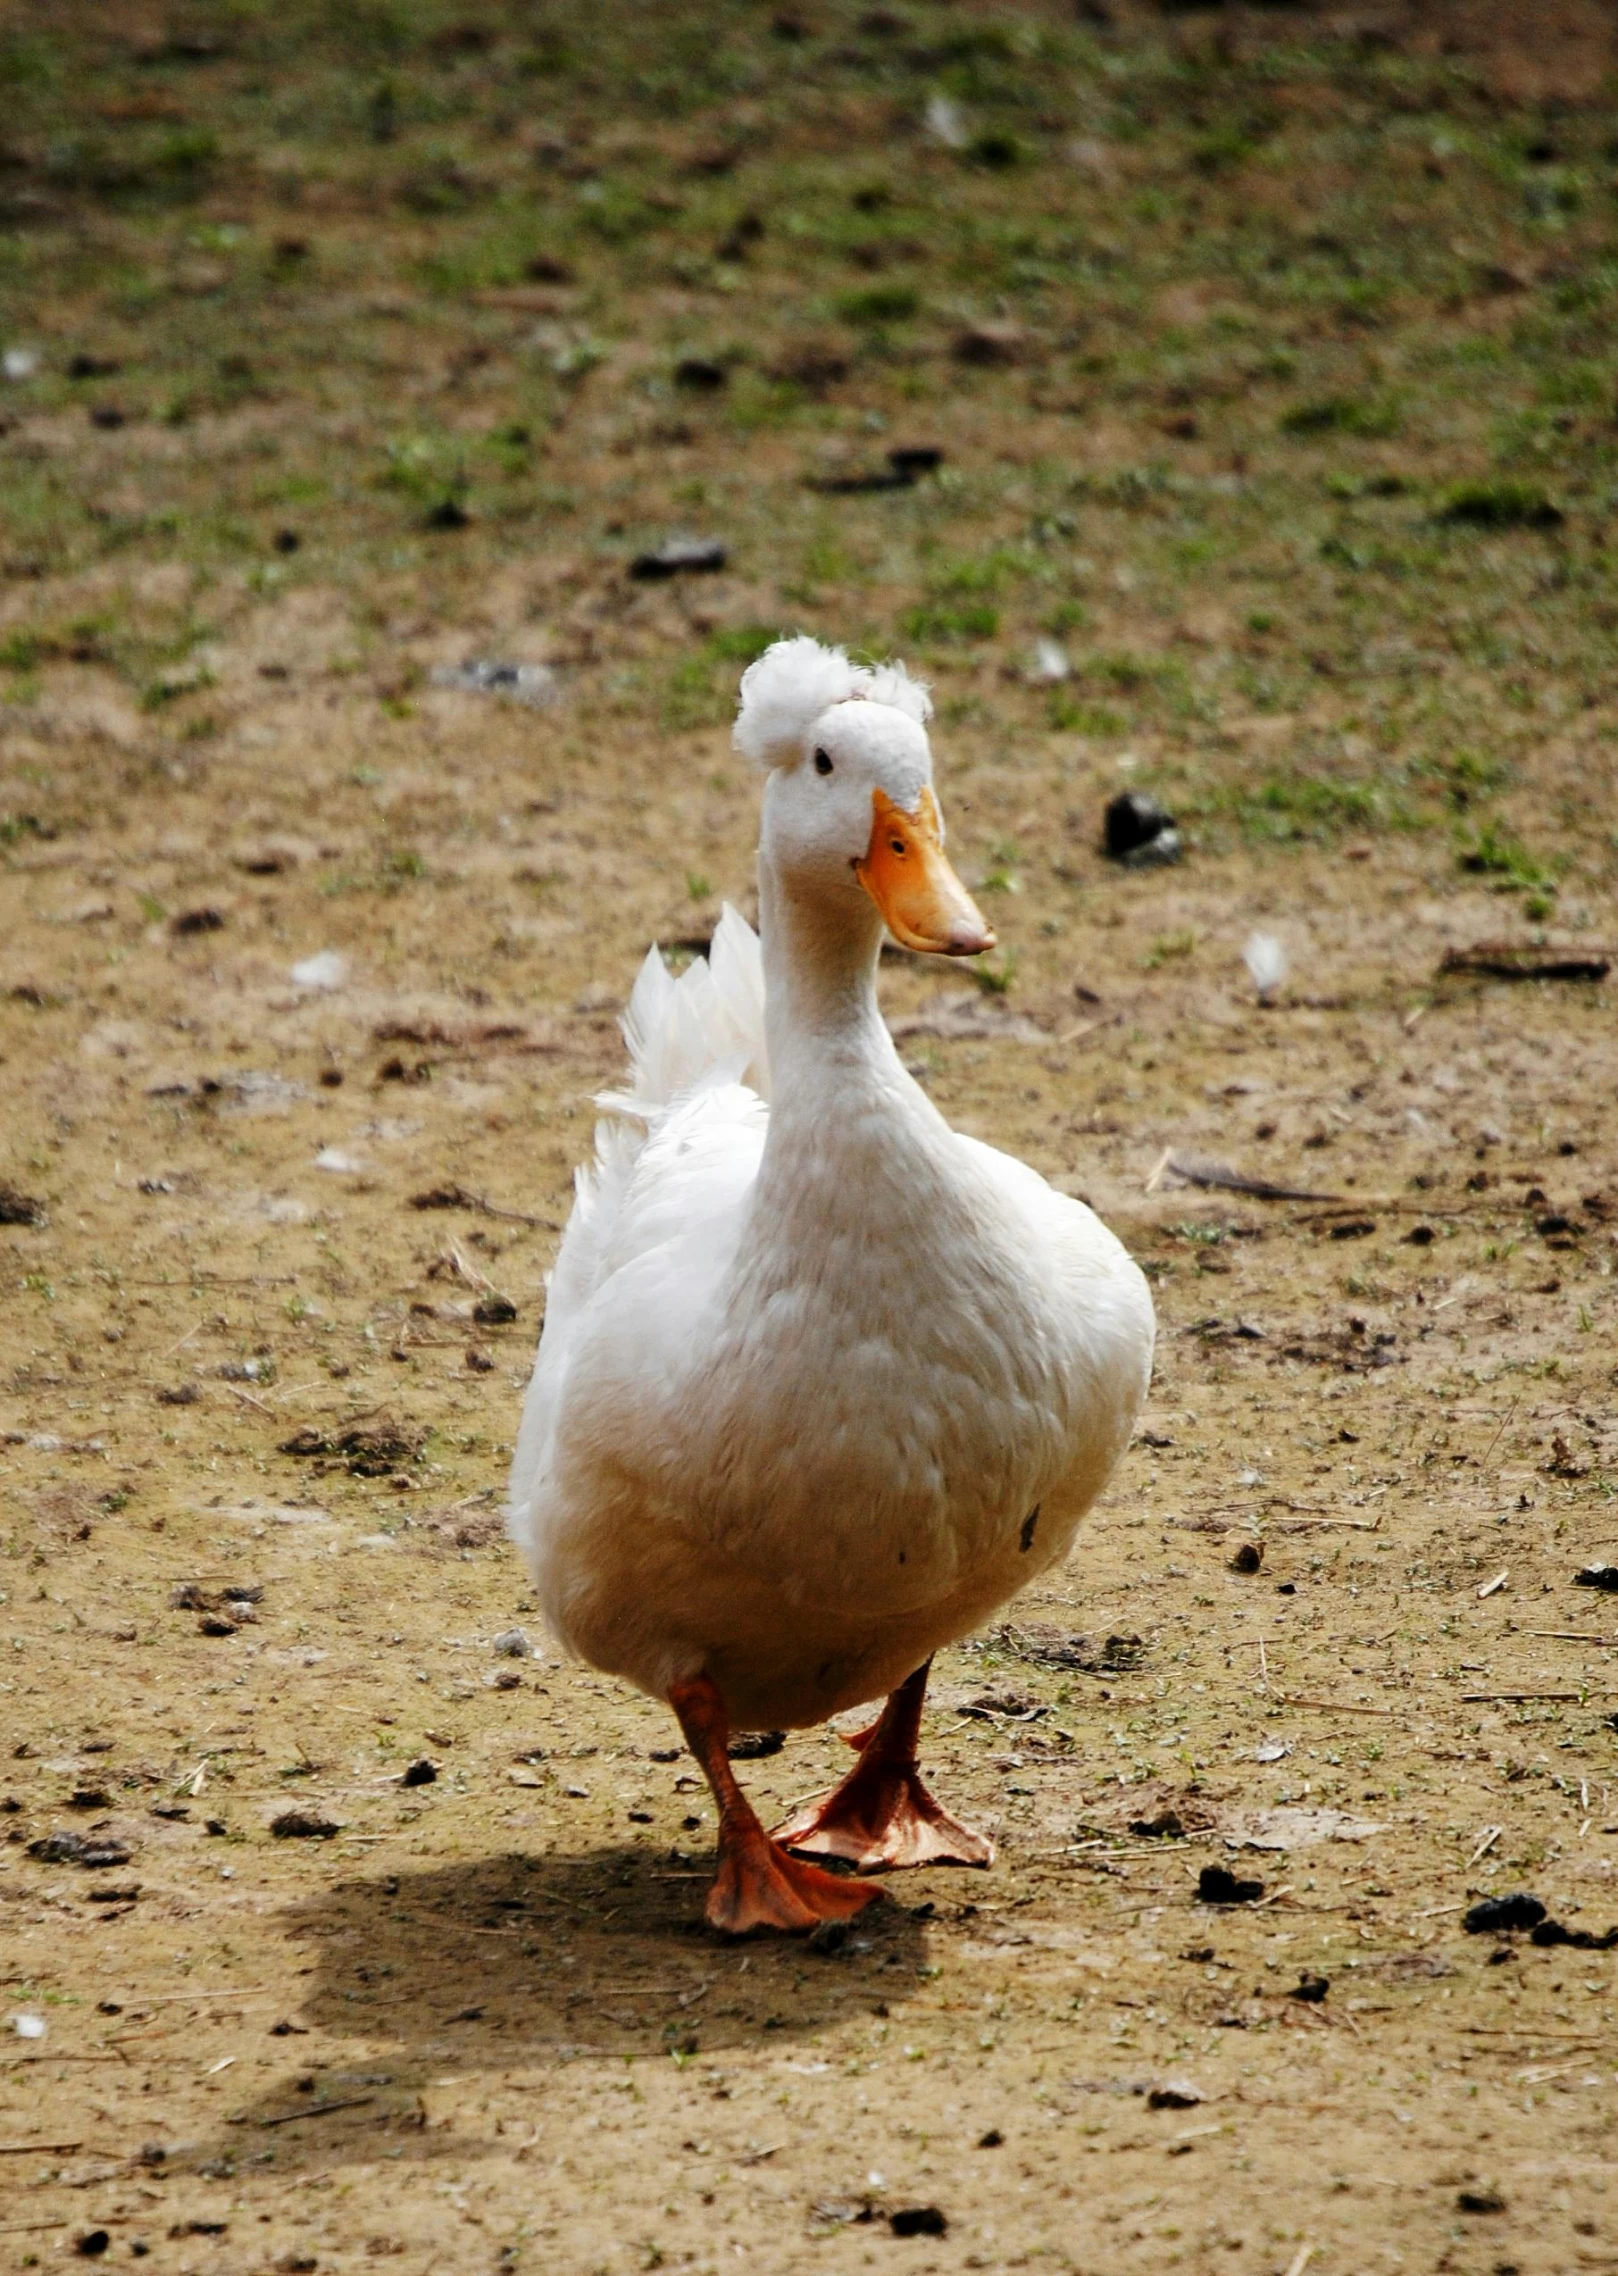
[1242,930,1288,1001]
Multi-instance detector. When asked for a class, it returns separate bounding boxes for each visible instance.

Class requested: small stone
[1198,1864,1264,1906]
[400,1758,438,1788]
[629,535,728,580]
[429,659,556,707]
[1229,1540,1264,1574]
[1575,1563,1618,1594]
[492,1627,533,1658]
[951,320,1027,365]
[726,1730,786,1760]
[1287,1973,1329,2003]
[1146,2080,1202,2110]
[473,1293,518,1325]
[889,2207,948,2238]
[1102,790,1181,867]
[1457,2188,1506,2215]
[269,1809,340,1840]
[674,355,728,391]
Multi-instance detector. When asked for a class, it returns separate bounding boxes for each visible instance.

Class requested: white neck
[757,854,901,1110]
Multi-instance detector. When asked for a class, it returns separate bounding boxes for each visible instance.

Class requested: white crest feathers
[732,635,931,768]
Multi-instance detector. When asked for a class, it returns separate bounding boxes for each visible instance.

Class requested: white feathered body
[510,907,1154,1732]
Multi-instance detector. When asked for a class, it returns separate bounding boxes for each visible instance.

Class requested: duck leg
[669,1674,885,1936]
[772,1659,994,1874]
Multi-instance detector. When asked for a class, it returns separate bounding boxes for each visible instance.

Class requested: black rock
[424,497,471,531]
[270,1809,340,1840]
[888,445,944,478]
[27,1830,132,1868]
[810,445,945,496]
[1575,1563,1618,1593]
[400,1758,438,1788]
[1198,1864,1264,1906]
[674,357,728,391]
[67,354,121,380]
[1457,2188,1506,2215]
[472,1293,518,1326]
[0,1183,46,1226]
[1103,791,1182,868]
[1287,1973,1329,2003]
[889,2207,948,2238]
[1464,1892,1546,1935]
[806,1917,850,1957]
[630,536,728,580]
[726,1730,786,1760]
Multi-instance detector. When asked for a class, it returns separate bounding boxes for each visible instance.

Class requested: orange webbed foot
[773,1660,993,1875]
[706,1827,885,1936]
[773,1759,993,1875]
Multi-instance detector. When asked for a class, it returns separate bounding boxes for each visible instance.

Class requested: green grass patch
[1280,396,1401,438]
[1218,771,1414,842]
[900,602,999,645]
[1047,694,1126,736]
[834,285,920,326]
[1457,820,1558,905]
[662,625,783,730]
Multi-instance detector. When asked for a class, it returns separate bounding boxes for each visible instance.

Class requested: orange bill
[853,786,996,957]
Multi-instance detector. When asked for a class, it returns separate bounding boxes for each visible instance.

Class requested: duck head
[732,635,995,959]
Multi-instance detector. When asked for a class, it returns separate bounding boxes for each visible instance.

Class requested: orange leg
[669,1674,884,1937]
[772,1659,994,1875]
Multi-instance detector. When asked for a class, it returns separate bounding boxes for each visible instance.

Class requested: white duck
[510,637,1154,1934]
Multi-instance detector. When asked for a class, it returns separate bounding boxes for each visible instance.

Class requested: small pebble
[1198,1864,1264,1906]
[629,535,728,580]
[1102,790,1181,868]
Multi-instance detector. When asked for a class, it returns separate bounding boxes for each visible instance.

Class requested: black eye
[813,748,833,775]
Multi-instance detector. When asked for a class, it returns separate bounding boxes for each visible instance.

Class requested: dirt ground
[2,4,1617,2271]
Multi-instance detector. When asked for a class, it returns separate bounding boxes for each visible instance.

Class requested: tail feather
[509,906,769,1551]
[601,903,768,1115]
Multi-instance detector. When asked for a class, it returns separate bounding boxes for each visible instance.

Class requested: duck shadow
[192,1845,931,2177]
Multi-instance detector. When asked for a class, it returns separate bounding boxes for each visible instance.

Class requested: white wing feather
[508,904,768,1553]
